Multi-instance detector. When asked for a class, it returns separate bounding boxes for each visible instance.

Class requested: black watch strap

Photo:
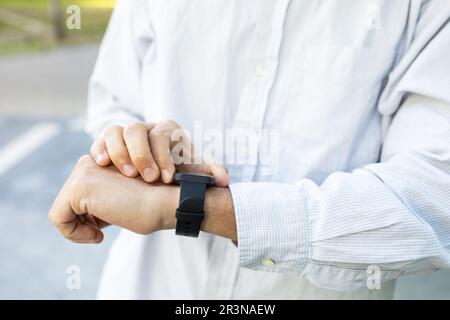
[174,173,214,237]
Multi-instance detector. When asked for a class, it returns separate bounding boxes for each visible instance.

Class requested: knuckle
[162,119,180,129]
[149,127,166,139]
[72,168,90,188]
[132,153,150,168]
[76,154,94,169]
[73,161,96,185]
[103,124,123,136]
[170,128,189,145]
[90,137,104,152]
[68,177,91,209]
[124,122,145,136]
[108,149,128,164]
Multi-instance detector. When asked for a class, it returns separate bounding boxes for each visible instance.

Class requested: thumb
[177,162,229,187]
[208,163,229,187]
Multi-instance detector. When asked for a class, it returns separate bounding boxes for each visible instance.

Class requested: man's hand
[48,155,179,243]
[90,120,229,186]
[48,155,237,243]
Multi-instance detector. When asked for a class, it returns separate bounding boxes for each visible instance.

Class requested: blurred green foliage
[0,0,115,55]
[0,0,115,9]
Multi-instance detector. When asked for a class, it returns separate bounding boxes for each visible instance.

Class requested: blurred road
[0,46,449,299]
[0,46,118,299]
[0,45,97,116]
[0,116,119,299]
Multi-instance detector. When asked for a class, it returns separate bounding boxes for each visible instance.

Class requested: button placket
[225,0,292,298]
[232,0,291,182]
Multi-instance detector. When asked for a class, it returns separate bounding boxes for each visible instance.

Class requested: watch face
[174,172,215,185]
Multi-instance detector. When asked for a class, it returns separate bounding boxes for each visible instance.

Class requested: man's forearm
[162,186,237,241]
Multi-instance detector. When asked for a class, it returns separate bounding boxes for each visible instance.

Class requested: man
[49,0,450,299]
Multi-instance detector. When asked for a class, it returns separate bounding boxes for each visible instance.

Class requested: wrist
[203,187,237,241]
[159,184,179,230]
[158,183,237,241]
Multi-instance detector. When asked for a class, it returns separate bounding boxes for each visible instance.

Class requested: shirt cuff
[229,182,310,274]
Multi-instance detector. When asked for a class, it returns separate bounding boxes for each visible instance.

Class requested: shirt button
[260,258,275,267]
[255,62,268,77]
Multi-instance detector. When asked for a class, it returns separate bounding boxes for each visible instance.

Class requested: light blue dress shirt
[87,0,450,299]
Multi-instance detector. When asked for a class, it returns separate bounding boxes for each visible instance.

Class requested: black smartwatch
[174,172,214,237]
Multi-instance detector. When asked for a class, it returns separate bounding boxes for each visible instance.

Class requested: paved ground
[0,45,97,115]
[0,46,118,299]
[0,46,449,299]
[0,116,118,299]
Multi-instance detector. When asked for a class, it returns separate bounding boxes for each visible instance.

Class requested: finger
[209,163,229,187]
[177,162,230,187]
[62,220,104,244]
[95,217,110,229]
[149,127,176,183]
[103,125,139,177]
[84,214,110,230]
[48,183,103,244]
[123,123,160,182]
[90,136,111,166]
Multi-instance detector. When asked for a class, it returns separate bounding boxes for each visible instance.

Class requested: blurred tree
[50,0,64,41]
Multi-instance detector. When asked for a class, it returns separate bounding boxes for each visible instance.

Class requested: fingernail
[161,169,172,183]
[95,152,107,164]
[143,167,154,181]
[123,164,137,176]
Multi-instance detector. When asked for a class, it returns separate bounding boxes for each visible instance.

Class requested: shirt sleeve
[230,1,450,291]
[85,0,153,138]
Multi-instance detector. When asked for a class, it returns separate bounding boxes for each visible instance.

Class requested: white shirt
[86,0,450,299]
